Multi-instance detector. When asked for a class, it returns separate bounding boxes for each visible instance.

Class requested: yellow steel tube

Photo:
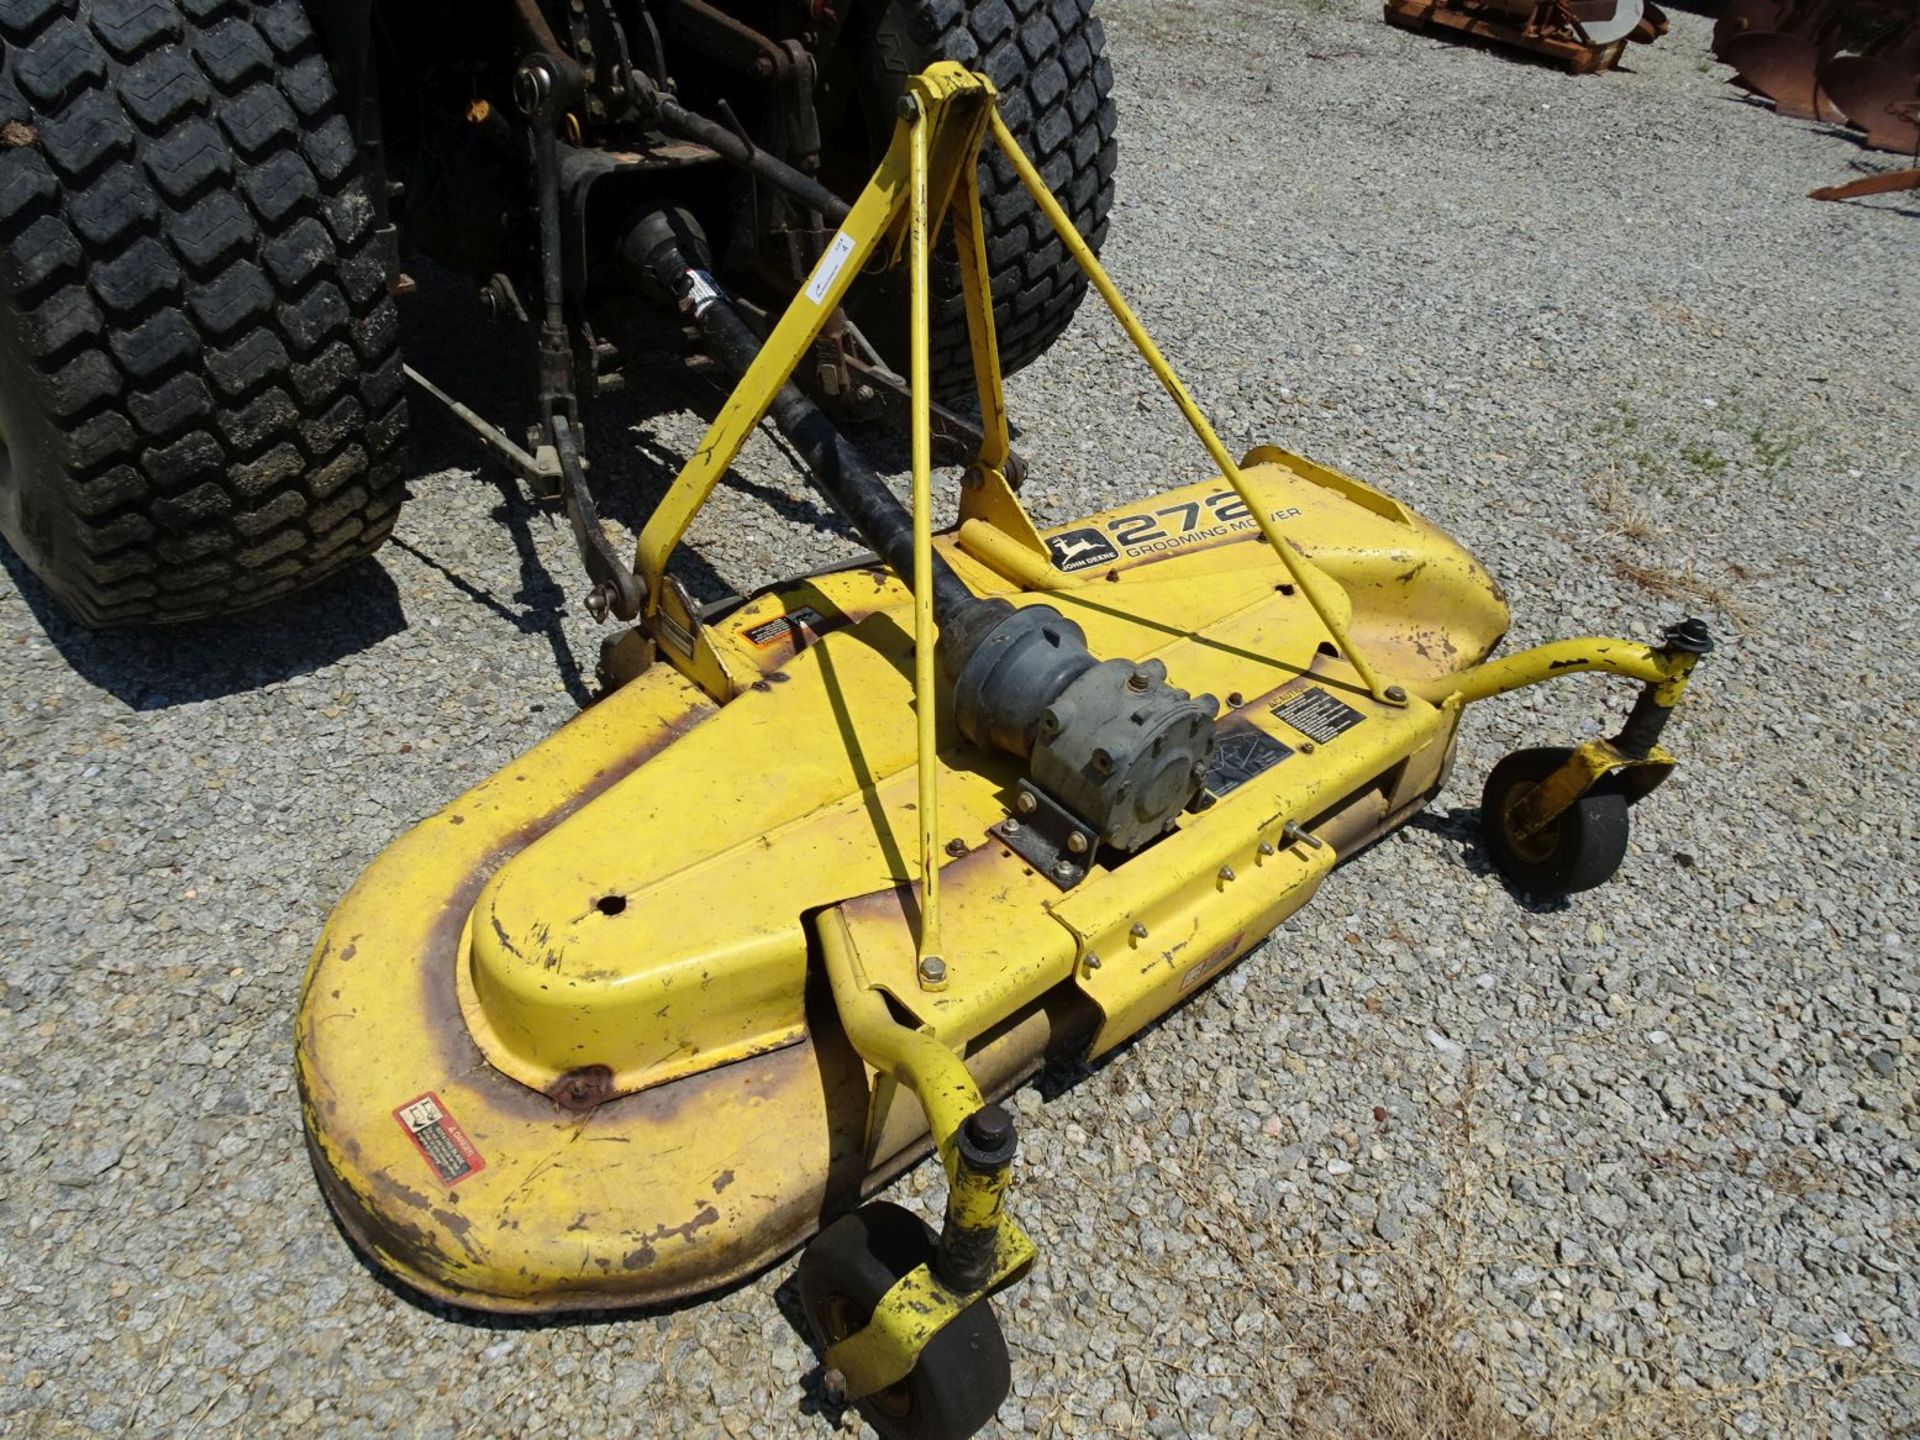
[818,909,983,1169]
[986,111,1397,706]
[634,135,911,605]
[908,107,944,980]
[953,129,1010,472]
[955,518,1073,590]
[1402,637,1686,707]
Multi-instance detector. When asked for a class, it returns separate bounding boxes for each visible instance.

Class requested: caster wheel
[797,1202,1011,1440]
[1481,747,1630,897]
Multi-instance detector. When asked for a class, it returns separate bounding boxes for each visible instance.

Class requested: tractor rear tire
[0,0,407,627]
[842,0,1118,398]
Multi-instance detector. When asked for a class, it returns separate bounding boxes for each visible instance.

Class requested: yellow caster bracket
[805,910,1037,1430]
[1450,619,1714,897]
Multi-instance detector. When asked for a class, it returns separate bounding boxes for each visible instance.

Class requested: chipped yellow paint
[823,1229,1037,1398]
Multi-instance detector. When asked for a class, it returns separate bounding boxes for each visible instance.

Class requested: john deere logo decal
[1047,528,1119,572]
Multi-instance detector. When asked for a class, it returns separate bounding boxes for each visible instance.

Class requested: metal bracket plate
[1510,737,1676,840]
[990,780,1099,891]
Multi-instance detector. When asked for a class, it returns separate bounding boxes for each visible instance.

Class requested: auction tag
[804,231,857,306]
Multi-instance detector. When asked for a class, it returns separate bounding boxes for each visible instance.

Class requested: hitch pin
[1281,821,1324,851]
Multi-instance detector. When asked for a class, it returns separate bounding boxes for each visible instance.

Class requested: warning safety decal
[393,1092,486,1186]
[740,605,827,648]
[1271,688,1367,745]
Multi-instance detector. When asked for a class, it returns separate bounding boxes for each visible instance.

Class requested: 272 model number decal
[1105,492,1302,554]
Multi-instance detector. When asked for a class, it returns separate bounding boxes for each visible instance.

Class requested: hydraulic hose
[649,92,853,227]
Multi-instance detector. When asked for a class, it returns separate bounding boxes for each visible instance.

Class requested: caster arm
[814,909,1037,1400]
[1456,620,1714,896]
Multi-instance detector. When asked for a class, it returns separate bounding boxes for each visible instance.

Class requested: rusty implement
[298,64,1713,1440]
[1722,30,1844,119]
[1714,0,1920,155]
[1820,59,1920,150]
[1384,0,1666,72]
[1810,161,1920,195]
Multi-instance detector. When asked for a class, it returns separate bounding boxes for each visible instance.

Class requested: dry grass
[1606,556,1753,627]
[1588,466,1662,545]
[1121,1065,1914,1438]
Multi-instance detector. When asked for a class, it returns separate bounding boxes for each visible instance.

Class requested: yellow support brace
[984,110,1403,707]
[907,101,945,985]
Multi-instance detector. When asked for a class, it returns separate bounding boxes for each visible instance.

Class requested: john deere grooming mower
[299,64,1710,1440]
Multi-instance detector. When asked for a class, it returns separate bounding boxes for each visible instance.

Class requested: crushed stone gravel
[3,2,1917,1436]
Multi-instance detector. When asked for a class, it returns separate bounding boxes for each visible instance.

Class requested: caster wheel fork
[797,1201,1013,1440]
[1481,745,1632,898]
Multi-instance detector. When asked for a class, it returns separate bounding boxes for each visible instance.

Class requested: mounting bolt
[1384,684,1407,704]
[963,1104,1015,1155]
[1003,817,1022,835]
[1126,666,1152,694]
[512,60,554,118]
[584,584,612,623]
[896,94,920,121]
[822,1368,848,1402]
[945,838,968,858]
[1129,921,1148,941]
[1282,820,1326,851]
[1016,790,1038,814]
[1052,860,1077,882]
[1662,617,1715,656]
[917,954,947,987]
[1084,952,1102,971]
[1218,866,1235,883]
[1257,838,1276,857]
[1066,832,1089,854]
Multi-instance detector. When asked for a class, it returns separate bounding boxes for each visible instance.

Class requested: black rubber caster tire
[1481,746,1630,897]
[797,1201,1011,1440]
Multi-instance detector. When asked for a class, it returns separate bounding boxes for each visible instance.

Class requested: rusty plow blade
[1809,162,1920,197]
[1382,0,1664,72]
[1723,30,1847,119]
[1820,56,1920,151]
[1714,0,1788,54]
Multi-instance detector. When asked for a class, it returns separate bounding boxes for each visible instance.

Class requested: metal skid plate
[990,779,1099,890]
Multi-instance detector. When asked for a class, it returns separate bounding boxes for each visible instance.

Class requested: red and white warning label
[393,1092,486,1186]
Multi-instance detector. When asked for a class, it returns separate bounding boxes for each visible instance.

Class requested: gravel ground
[4,2,1917,1436]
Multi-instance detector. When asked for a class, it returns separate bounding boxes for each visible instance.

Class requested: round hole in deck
[596,894,627,916]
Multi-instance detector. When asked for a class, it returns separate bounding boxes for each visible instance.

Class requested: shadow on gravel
[0,542,407,710]
[321,1188,863,1420]
[385,478,595,710]
[1407,804,1575,914]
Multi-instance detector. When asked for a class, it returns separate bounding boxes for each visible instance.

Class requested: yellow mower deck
[297,450,1505,1309]
[298,64,1707,1424]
